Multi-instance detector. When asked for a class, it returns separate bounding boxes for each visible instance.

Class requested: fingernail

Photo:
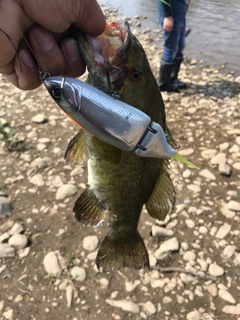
[19,49,35,69]
[31,28,54,50]
[64,40,80,62]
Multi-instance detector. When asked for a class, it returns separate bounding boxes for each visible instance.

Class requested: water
[100,0,240,74]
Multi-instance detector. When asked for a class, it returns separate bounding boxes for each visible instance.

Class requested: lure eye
[131,69,143,81]
[52,87,62,99]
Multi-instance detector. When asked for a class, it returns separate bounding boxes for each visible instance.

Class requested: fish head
[75,21,165,125]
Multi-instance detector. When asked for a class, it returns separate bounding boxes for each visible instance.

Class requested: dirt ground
[0,9,240,320]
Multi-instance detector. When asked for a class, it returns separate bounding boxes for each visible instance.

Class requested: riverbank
[0,8,240,320]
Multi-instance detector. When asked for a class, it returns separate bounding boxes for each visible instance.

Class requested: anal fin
[96,230,150,271]
[145,160,176,220]
[65,129,89,164]
[73,186,107,226]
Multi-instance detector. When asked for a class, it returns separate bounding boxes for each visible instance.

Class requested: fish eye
[52,87,62,99]
[131,69,143,81]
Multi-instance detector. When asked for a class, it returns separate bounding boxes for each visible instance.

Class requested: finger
[5,49,41,90]
[60,38,86,78]
[28,25,65,76]
[74,0,106,36]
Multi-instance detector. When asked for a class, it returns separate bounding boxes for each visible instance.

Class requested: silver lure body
[44,76,176,159]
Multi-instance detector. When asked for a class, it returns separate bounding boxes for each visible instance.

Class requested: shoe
[159,82,179,93]
[171,56,187,89]
[171,78,187,89]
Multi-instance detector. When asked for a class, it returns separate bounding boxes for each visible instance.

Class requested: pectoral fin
[64,129,89,164]
[145,161,176,220]
[74,186,107,226]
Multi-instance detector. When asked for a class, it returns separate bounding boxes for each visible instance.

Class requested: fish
[48,21,177,271]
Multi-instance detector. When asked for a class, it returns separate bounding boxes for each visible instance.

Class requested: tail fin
[96,230,149,271]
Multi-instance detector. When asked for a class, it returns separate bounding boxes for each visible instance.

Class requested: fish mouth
[76,21,132,91]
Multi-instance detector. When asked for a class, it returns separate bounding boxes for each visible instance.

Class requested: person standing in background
[157,0,187,92]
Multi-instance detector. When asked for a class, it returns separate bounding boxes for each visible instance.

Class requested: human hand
[0,0,106,90]
[163,16,174,32]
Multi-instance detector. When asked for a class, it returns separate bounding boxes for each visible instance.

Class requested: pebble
[162,296,172,304]
[82,235,99,251]
[187,184,201,193]
[222,245,236,259]
[9,222,24,235]
[43,251,62,276]
[208,263,224,277]
[151,225,174,237]
[30,174,45,187]
[222,304,240,315]
[56,184,77,200]
[0,232,10,243]
[179,148,194,156]
[0,196,11,217]
[185,219,195,228]
[105,299,139,313]
[199,169,216,180]
[210,153,226,165]
[186,310,201,320]
[8,234,28,250]
[218,289,236,304]
[70,167,84,177]
[154,237,179,259]
[207,283,218,297]
[233,162,240,170]
[31,114,47,124]
[201,149,217,159]
[218,162,231,176]
[30,157,53,169]
[142,301,156,315]
[182,169,191,178]
[2,309,13,320]
[228,200,240,211]
[125,280,141,292]
[99,278,109,288]
[183,251,196,261]
[70,266,86,282]
[215,223,231,239]
[0,243,15,257]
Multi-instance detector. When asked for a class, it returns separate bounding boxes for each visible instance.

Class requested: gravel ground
[0,6,240,320]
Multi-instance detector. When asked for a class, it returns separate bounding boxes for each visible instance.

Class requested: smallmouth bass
[48,21,177,271]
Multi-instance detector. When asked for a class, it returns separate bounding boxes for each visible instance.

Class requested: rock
[70,266,86,282]
[179,148,194,156]
[99,278,109,288]
[70,167,84,177]
[82,235,99,251]
[19,246,30,258]
[209,263,224,277]
[50,175,63,188]
[233,162,240,170]
[125,280,141,292]
[199,169,216,180]
[151,225,174,237]
[0,232,10,243]
[182,169,192,178]
[186,310,201,320]
[222,245,236,259]
[154,237,179,259]
[234,254,240,266]
[56,184,77,200]
[0,243,15,257]
[43,251,62,276]
[2,309,13,320]
[30,157,53,169]
[9,222,24,235]
[218,200,236,218]
[30,174,44,187]
[218,289,236,304]
[8,234,28,250]
[0,196,11,217]
[199,226,208,234]
[105,299,139,313]
[142,301,156,315]
[210,153,226,165]
[162,296,172,304]
[218,162,231,176]
[219,142,229,151]
[228,200,240,211]
[197,258,208,271]
[31,114,47,124]
[201,149,217,160]
[222,304,240,315]
[207,283,218,297]
[187,184,201,193]
[215,223,231,239]
[183,251,196,261]
[185,219,195,228]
